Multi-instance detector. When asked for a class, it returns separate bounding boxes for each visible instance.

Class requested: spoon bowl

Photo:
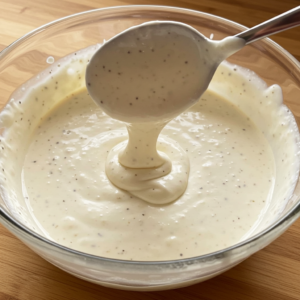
[86,21,243,124]
[87,6,300,125]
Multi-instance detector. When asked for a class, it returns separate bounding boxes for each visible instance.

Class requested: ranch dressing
[0,43,298,261]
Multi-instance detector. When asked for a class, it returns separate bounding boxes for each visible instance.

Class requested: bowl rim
[1,4,300,267]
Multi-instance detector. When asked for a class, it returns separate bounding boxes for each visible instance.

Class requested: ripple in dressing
[0,37,299,260]
[86,22,245,204]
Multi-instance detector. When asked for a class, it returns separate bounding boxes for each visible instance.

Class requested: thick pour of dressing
[86,22,245,204]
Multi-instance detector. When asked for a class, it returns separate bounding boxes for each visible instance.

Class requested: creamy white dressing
[22,86,276,260]
[86,22,245,204]
[0,42,299,261]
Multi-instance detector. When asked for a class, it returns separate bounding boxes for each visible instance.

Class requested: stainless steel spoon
[86,6,300,123]
[236,6,300,44]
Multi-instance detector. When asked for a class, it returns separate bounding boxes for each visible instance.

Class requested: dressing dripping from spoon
[86,7,300,204]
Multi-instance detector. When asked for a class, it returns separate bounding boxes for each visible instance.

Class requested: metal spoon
[86,6,300,124]
[236,6,300,44]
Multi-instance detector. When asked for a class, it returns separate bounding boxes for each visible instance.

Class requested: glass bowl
[1,5,300,292]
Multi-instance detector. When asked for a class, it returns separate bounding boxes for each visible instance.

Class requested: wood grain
[1,0,300,299]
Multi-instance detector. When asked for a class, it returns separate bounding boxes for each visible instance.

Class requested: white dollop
[106,137,189,204]
[86,22,245,204]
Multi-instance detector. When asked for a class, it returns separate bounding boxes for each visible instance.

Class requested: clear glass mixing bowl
[0,5,300,292]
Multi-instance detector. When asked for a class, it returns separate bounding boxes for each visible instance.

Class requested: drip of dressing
[86,22,245,204]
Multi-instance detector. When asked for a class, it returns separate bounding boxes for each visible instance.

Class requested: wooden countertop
[1,1,300,299]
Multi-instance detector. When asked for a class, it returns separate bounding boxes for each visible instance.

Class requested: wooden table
[1,0,300,299]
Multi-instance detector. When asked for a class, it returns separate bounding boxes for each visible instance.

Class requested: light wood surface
[1,0,300,299]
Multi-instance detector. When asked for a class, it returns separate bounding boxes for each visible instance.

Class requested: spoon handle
[235,6,300,44]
